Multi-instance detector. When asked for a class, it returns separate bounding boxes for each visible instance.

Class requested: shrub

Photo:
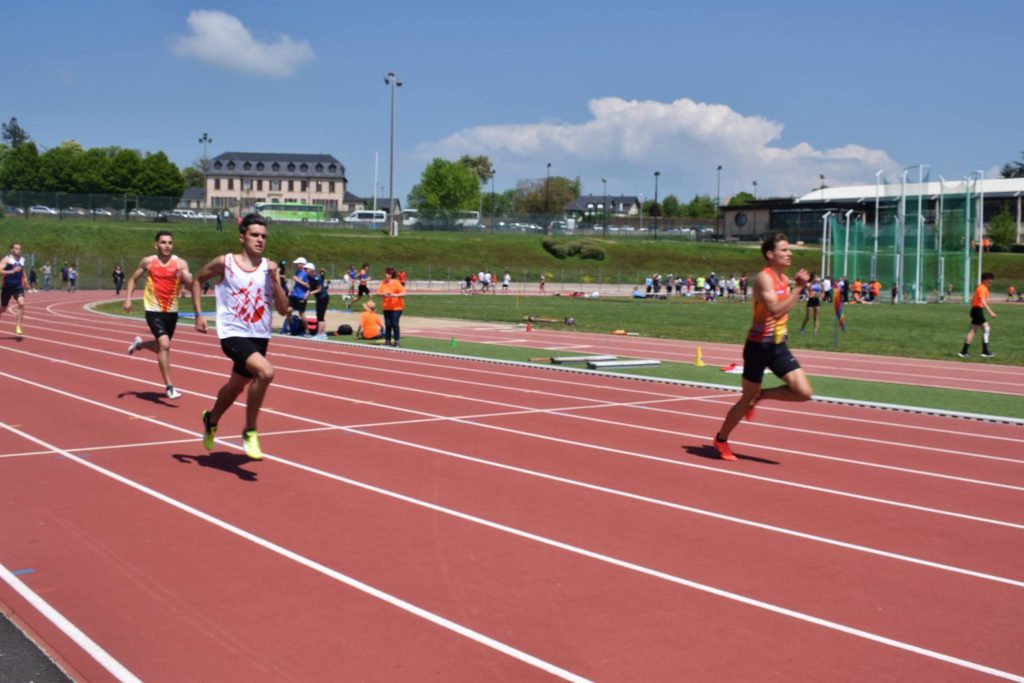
[542,238,569,259]
[579,244,607,260]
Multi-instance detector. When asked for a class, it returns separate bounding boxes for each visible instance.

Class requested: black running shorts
[742,339,801,384]
[970,306,986,326]
[220,337,269,379]
[145,311,179,340]
[1,284,23,308]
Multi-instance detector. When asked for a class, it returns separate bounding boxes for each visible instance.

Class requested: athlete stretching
[125,231,194,399]
[0,242,27,336]
[712,232,813,461]
[191,214,288,460]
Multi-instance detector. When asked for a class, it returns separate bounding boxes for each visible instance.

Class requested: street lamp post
[544,162,551,217]
[820,173,826,190]
[602,177,608,236]
[198,132,212,171]
[716,165,722,238]
[490,167,496,229]
[384,71,402,237]
[752,180,758,199]
[653,170,661,241]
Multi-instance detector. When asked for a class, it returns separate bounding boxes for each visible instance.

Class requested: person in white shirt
[191,214,289,460]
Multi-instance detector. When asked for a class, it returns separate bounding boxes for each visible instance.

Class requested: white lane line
[9,418,1022,681]
[0,422,590,683]
[0,562,140,682]
[2,342,1022,529]
[1,366,1021,591]
[29,310,1024,440]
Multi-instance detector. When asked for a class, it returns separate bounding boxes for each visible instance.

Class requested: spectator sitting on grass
[357,300,384,340]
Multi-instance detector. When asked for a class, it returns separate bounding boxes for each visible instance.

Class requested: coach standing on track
[191,214,289,460]
[377,266,406,347]
[0,242,27,336]
[125,231,194,400]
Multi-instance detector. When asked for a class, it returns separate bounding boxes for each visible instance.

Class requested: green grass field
[5,217,1024,294]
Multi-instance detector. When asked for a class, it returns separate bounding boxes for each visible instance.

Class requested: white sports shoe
[166,386,182,399]
[128,336,142,355]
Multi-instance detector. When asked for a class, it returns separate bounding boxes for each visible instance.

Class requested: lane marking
[0,422,589,683]
[0,562,140,682]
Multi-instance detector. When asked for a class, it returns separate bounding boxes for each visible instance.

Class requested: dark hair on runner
[154,230,173,241]
[240,213,267,233]
[761,232,789,259]
[384,266,397,277]
[981,271,994,281]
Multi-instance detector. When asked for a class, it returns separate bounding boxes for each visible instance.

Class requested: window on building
[242,179,253,191]
[287,163,295,172]
[270,179,281,191]
[243,161,252,170]
[315,181,323,193]
[227,161,235,170]
[328,163,336,173]
[214,161,222,170]
[301,180,308,191]
[288,180,294,192]
[228,178,235,190]
[329,181,336,193]
[214,179,221,190]
[300,163,308,172]
[256,162,264,171]
[257,179,263,191]
[272,162,280,171]
[315,163,323,172]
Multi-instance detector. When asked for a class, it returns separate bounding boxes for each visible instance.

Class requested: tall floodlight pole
[896,169,908,304]
[977,169,985,284]
[384,71,402,237]
[843,209,854,278]
[873,170,883,281]
[198,133,212,171]
[752,180,758,199]
[821,211,834,278]
[716,165,722,238]
[963,174,973,303]
[653,171,661,241]
[490,168,496,228]
[937,175,946,299]
[544,162,551,218]
[915,165,929,303]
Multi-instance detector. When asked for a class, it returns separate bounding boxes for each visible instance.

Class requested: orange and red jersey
[377,279,405,311]
[143,257,183,313]
[972,283,989,309]
[359,311,382,338]
[747,267,789,344]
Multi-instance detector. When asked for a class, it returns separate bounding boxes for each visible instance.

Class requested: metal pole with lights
[653,171,661,240]
[602,177,608,236]
[716,165,722,238]
[384,71,402,237]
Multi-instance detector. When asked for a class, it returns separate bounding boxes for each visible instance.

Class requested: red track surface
[1,291,1022,681]
[408,319,1024,396]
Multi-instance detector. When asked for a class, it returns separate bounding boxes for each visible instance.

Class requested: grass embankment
[5,217,1024,292]
[95,292,1024,420]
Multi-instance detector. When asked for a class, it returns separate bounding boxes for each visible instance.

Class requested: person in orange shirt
[871,280,882,302]
[124,230,195,399]
[712,232,812,461]
[959,272,997,358]
[852,278,862,303]
[377,266,406,347]
[357,300,383,340]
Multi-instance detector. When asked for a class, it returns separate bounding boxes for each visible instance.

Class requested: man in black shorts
[0,242,27,336]
[124,231,194,399]
[711,232,812,461]
[191,214,289,460]
[959,272,997,358]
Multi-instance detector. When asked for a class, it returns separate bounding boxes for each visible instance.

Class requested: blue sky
[3,0,1021,203]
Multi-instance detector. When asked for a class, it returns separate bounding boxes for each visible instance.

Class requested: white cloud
[172,10,314,78]
[415,97,900,198]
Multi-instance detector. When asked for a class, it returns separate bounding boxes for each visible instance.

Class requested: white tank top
[215,254,273,339]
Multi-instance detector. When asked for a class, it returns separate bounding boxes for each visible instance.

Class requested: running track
[409,319,1024,397]
[1,292,1022,681]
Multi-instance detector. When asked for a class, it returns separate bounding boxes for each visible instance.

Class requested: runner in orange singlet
[124,231,194,399]
[712,232,812,461]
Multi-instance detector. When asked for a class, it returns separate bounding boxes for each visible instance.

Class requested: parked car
[170,209,198,219]
[30,205,59,215]
[62,206,88,216]
[3,206,25,215]
[91,208,114,216]
[195,211,217,220]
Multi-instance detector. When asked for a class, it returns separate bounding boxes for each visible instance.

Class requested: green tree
[661,194,681,217]
[104,149,143,194]
[988,202,1018,249]
[0,141,39,191]
[1,117,30,147]
[37,142,86,192]
[183,167,205,189]
[514,175,580,214]
[410,157,481,211]
[684,194,718,219]
[1001,151,1024,179]
[458,154,494,184]
[75,148,111,192]
[137,152,185,197]
[728,191,755,206]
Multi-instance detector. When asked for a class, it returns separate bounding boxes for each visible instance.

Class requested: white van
[170,209,197,219]
[344,210,388,224]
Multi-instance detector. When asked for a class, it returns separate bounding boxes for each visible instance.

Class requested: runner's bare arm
[177,257,195,289]
[755,269,808,317]
[191,256,226,333]
[123,256,152,312]
[268,262,290,315]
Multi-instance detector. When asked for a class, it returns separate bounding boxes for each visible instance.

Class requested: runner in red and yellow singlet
[124,231,194,400]
[711,232,813,461]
